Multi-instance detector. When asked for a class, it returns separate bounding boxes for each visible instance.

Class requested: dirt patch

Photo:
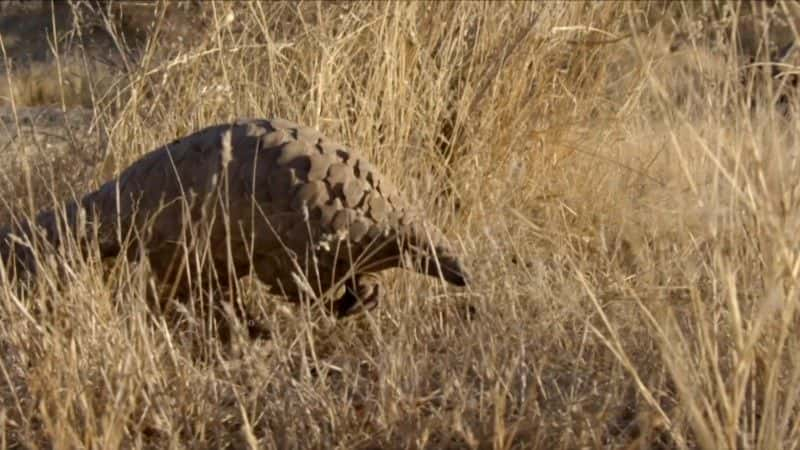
[0,1,206,108]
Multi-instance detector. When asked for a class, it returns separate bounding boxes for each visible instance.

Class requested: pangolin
[0,118,469,318]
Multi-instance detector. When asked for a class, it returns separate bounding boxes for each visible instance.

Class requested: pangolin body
[0,118,469,316]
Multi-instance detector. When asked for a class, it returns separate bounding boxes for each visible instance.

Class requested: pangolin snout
[419,246,469,287]
[439,255,470,287]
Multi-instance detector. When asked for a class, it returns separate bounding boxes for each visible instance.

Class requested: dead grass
[0,1,799,448]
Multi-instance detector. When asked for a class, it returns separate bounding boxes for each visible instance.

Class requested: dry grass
[0,1,799,448]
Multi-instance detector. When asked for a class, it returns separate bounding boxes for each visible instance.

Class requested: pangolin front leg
[330,273,381,318]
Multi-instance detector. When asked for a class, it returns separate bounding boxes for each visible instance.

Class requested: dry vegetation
[0,1,799,448]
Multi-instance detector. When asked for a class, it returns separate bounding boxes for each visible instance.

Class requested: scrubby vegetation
[0,1,799,448]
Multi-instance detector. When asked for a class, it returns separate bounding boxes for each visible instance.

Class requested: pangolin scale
[0,118,469,317]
